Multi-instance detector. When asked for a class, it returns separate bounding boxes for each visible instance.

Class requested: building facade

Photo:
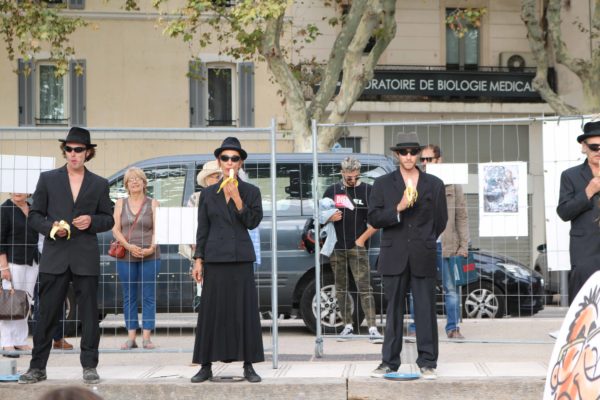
[0,0,593,265]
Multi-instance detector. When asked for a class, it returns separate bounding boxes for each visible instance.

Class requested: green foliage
[0,0,86,75]
[446,7,487,38]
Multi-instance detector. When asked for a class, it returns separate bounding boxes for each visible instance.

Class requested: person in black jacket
[190,137,264,383]
[368,132,447,380]
[557,120,600,304]
[0,193,39,357]
[19,127,114,385]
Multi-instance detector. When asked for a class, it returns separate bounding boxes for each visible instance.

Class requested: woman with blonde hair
[111,167,160,350]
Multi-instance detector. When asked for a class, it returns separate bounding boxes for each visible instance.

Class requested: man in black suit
[557,120,600,304]
[19,127,114,385]
[368,132,447,380]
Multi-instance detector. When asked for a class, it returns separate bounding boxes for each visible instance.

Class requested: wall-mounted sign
[360,69,552,100]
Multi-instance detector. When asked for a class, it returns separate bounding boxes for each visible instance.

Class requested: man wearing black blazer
[20,127,114,385]
[368,132,447,380]
[557,121,600,304]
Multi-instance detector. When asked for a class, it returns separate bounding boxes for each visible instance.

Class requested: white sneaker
[420,367,437,380]
[368,327,384,344]
[337,325,354,342]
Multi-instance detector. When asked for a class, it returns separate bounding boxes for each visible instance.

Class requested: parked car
[48,152,545,335]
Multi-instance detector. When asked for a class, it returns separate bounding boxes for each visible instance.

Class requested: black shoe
[18,368,47,384]
[191,366,212,383]
[243,364,261,383]
[83,367,100,384]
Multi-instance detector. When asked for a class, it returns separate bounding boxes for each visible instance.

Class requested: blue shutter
[18,59,34,126]
[69,60,86,126]
[68,0,85,9]
[238,62,254,127]
[189,60,207,127]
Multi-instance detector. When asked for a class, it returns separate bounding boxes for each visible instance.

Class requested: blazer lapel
[579,160,594,182]
[215,179,234,224]
[392,169,405,197]
[58,165,75,207]
[75,167,93,206]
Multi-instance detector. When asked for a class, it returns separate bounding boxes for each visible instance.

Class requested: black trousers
[30,269,100,370]
[381,268,438,370]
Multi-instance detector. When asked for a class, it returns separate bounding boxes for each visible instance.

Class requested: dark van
[97,152,396,334]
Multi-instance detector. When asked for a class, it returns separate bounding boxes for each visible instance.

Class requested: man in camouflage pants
[323,157,382,343]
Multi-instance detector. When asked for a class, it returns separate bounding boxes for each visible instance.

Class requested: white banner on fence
[0,155,55,194]
[155,207,197,244]
[426,163,468,185]
[478,161,528,237]
[542,119,589,272]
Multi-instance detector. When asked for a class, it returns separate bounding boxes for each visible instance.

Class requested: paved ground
[0,308,566,399]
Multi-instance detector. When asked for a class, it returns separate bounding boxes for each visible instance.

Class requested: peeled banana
[404,178,418,207]
[49,220,71,240]
[217,169,238,193]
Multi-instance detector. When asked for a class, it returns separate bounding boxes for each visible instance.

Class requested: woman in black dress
[191,137,264,383]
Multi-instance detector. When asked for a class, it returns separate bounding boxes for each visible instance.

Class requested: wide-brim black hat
[58,127,97,147]
[577,121,600,143]
[214,136,247,160]
[389,132,422,151]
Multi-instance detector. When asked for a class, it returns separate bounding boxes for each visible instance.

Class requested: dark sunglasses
[421,157,436,162]
[219,155,241,163]
[397,148,421,156]
[587,143,600,152]
[64,146,87,153]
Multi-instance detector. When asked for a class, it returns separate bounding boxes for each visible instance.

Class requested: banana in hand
[217,169,238,193]
[404,178,418,207]
[49,220,71,240]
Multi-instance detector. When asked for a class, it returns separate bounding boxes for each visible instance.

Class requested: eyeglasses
[128,177,143,182]
[397,148,421,156]
[421,157,437,163]
[344,175,360,181]
[587,143,600,152]
[64,146,87,153]
[219,155,241,162]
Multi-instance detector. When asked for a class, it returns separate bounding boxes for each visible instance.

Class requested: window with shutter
[18,59,35,126]
[36,62,69,125]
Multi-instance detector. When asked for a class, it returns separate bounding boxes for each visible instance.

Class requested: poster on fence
[478,161,528,237]
[542,119,590,272]
[155,207,197,244]
[0,155,55,193]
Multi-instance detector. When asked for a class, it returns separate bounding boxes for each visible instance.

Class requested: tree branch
[308,0,369,123]
[319,0,396,149]
[521,0,579,115]
[547,0,587,76]
[261,15,312,150]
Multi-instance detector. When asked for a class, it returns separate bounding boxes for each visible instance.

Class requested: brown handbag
[0,280,30,320]
[108,197,146,259]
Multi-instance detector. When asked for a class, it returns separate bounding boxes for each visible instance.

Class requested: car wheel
[462,281,505,319]
[299,274,364,334]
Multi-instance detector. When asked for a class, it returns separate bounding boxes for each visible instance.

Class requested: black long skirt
[192,262,264,364]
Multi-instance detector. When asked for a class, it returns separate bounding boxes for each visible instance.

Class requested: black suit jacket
[368,168,447,277]
[194,179,263,263]
[556,160,600,269]
[29,165,115,276]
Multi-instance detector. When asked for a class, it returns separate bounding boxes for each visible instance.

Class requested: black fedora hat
[214,136,247,160]
[390,132,422,151]
[58,127,97,148]
[577,121,600,143]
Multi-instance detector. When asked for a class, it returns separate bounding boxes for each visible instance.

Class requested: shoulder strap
[126,197,147,241]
